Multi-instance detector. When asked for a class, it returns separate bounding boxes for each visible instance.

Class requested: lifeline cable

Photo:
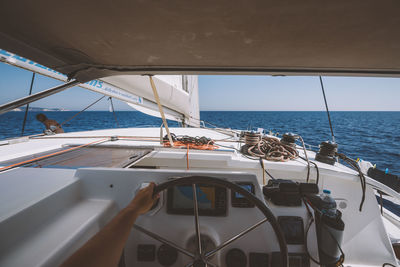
[186,115,241,137]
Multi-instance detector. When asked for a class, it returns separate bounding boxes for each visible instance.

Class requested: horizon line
[19,109,400,112]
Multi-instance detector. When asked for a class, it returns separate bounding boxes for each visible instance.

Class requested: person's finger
[149,183,159,199]
[144,182,155,192]
[140,184,151,195]
[149,182,156,190]
[149,182,159,200]
[148,183,155,193]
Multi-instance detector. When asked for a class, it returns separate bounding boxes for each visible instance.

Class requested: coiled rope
[163,133,218,150]
[245,136,299,162]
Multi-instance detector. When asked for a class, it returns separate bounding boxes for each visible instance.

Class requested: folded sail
[102,75,199,126]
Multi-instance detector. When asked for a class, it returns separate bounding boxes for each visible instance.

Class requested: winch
[315,141,338,165]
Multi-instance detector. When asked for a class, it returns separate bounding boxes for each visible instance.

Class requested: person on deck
[36,113,64,133]
[61,183,159,267]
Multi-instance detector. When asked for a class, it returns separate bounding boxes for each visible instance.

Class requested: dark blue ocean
[0,111,399,175]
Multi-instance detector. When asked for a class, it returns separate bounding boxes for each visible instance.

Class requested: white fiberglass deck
[0,127,398,266]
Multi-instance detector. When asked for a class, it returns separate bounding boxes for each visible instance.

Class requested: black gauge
[277,216,304,244]
[271,252,310,267]
[226,248,247,267]
[137,244,155,261]
[249,252,269,267]
[157,244,178,266]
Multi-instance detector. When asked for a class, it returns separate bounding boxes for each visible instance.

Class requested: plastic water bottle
[320,189,337,217]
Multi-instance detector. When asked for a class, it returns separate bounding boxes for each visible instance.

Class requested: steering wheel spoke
[205,218,268,258]
[205,261,218,267]
[192,183,203,256]
[185,260,218,267]
[133,224,195,258]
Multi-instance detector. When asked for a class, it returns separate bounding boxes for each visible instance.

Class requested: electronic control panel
[135,244,310,267]
[166,184,227,216]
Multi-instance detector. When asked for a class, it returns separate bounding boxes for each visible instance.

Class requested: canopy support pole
[21,73,36,136]
[0,80,79,115]
[148,76,174,146]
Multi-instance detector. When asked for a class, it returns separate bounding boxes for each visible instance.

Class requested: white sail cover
[102,75,199,126]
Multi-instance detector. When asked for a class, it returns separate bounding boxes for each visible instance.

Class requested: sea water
[0,111,399,175]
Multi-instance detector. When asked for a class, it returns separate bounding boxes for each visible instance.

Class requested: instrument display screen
[231,182,255,208]
[167,184,227,216]
[235,184,254,198]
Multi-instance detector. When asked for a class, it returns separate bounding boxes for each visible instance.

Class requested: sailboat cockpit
[1,1,400,266]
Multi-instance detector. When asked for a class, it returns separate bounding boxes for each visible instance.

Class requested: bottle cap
[323,189,331,194]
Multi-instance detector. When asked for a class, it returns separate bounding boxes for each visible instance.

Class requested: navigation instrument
[167,184,227,216]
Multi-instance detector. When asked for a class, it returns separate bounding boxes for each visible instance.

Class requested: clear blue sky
[1,62,399,111]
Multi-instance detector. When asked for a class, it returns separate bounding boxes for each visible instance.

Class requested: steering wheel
[133,176,288,267]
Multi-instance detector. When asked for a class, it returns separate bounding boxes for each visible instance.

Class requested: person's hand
[127,182,159,215]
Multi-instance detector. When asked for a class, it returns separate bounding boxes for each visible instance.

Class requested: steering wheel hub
[193,259,207,267]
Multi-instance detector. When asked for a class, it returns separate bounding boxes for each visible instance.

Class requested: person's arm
[61,183,159,267]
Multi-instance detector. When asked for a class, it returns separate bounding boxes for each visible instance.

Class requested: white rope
[149,76,174,145]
